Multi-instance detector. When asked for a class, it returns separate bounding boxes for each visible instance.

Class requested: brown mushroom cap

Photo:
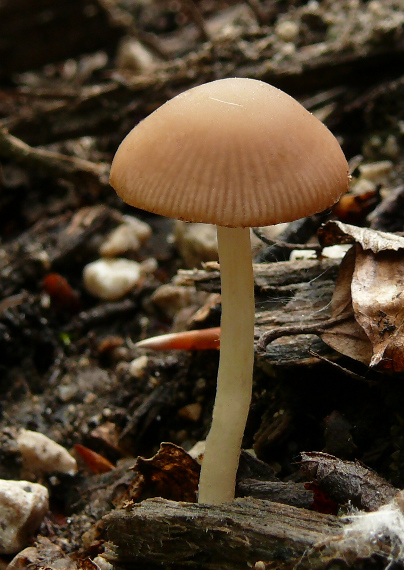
[110,78,349,228]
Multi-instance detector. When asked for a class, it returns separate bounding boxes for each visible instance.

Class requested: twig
[0,128,109,189]
[254,213,327,263]
[180,0,210,43]
[307,349,376,385]
[253,227,323,253]
[244,0,270,26]
[257,314,352,351]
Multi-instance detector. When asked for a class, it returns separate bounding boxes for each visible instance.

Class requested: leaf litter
[319,221,404,371]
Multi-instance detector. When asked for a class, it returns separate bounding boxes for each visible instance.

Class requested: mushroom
[110,78,349,504]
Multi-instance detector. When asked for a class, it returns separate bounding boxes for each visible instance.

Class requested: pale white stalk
[198,226,255,504]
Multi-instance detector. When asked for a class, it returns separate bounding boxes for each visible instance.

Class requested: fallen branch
[104,497,343,569]
[0,128,109,190]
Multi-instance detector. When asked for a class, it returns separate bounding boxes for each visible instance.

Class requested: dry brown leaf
[320,224,404,371]
[318,220,404,253]
[133,442,200,503]
[352,246,404,371]
[321,246,372,365]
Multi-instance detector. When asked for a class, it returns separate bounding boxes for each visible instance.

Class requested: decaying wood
[178,258,341,367]
[104,495,404,569]
[104,497,344,569]
[254,213,326,263]
[3,1,404,148]
[237,480,314,509]
[0,205,120,297]
[300,452,398,511]
[0,128,109,190]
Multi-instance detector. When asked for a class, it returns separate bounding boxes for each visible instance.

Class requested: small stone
[0,479,49,554]
[83,258,141,300]
[289,249,316,261]
[322,245,352,259]
[57,384,78,402]
[275,20,299,42]
[178,403,202,422]
[352,178,376,195]
[174,221,218,268]
[100,216,152,257]
[151,284,195,320]
[116,38,160,73]
[383,135,399,159]
[128,355,149,378]
[16,429,77,477]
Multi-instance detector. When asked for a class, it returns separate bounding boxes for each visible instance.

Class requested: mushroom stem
[198,226,255,504]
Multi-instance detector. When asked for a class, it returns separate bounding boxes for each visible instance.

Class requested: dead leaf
[318,220,404,253]
[133,442,200,503]
[321,246,372,365]
[7,537,78,570]
[351,246,404,371]
[320,224,404,371]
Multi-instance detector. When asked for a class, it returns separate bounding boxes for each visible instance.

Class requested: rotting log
[104,497,344,569]
[104,496,404,569]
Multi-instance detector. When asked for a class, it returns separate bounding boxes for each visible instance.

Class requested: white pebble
[383,135,399,159]
[275,20,299,42]
[290,249,316,261]
[0,479,49,554]
[322,244,352,259]
[352,178,376,195]
[290,245,351,261]
[128,355,149,378]
[83,258,141,300]
[17,429,77,477]
[100,216,152,257]
[116,38,159,73]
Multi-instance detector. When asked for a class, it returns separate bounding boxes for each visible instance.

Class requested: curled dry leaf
[318,220,404,253]
[321,246,373,365]
[133,442,200,503]
[352,247,404,370]
[319,222,404,371]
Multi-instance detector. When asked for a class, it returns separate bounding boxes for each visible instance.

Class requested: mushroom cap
[110,78,349,228]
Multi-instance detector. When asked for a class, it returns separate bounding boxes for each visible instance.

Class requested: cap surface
[110,78,349,227]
